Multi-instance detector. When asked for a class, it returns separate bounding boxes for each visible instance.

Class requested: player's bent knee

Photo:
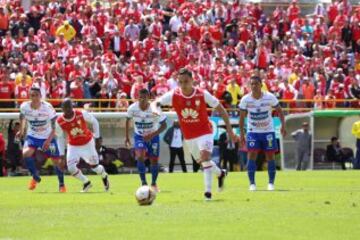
[22,147,35,158]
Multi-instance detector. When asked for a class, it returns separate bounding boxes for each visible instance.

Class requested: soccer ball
[135,186,156,206]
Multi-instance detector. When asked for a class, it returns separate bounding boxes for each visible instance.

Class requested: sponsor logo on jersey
[260,102,272,107]
[250,121,270,128]
[181,108,199,120]
[250,111,268,120]
[135,121,153,129]
[70,127,85,136]
[29,120,47,127]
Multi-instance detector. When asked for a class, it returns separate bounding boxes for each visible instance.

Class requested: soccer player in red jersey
[154,68,236,200]
[56,99,109,192]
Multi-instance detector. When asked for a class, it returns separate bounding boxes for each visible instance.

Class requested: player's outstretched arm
[82,110,100,138]
[42,117,57,151]
[55,121,66,157]
[16,113,26,139]
[215,103,236,143]
[239,109,247,147]
[151,90,174,115]
[125,117,131,148]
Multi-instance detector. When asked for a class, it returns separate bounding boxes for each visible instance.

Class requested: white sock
[92,165,107,178]
[73,169,89,183]
[202,161,213,193]
[203,167,212,193]
[210,161,221,176]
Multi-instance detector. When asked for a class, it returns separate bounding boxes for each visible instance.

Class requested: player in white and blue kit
[125,89,167,192]
[239,76,286,191]
[17,87,66,192]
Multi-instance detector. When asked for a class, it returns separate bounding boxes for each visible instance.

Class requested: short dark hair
[30,87,41,93]
[331,136,338,142]
[139,88,149,96]
[250,75,262,83]
[178,68,192,78]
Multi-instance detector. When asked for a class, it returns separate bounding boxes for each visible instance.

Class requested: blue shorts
[246,132,278,153]
[24,135,60,158]
[134,134,160,158]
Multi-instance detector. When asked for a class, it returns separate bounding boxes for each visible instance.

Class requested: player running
[154,68,236,200]
[239,75,286,191]
[56,98,109,192]
[17,87,66,192]
[125,89,167,192]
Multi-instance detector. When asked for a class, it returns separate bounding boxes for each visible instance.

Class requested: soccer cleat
[217,169,227,192]
[204,192,212,201]
[28,179,38,190]
[59,185,67,193]
[267,183,275,191]
[249,184,256,191]
[102,176,110,192]
[81,181,92,193]
[151,184,160,193]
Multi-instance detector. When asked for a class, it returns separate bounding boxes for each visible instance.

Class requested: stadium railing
[0,98,358,113]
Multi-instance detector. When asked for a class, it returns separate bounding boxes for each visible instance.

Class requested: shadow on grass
[247,189,291,192]
[35,191,108,194]
[158,190,172,193]
[192,199,225,203]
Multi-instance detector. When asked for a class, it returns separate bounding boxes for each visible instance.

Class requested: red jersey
[0,82,14,99]
[159,88,220,140]
[57,110,94,146]
[15,85,30,105]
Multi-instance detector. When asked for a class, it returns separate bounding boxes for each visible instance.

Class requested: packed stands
[0,0,359,112]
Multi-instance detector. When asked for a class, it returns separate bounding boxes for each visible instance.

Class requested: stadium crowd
[0,0,359,111]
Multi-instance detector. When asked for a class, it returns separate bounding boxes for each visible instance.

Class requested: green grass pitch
[0,171,359,240]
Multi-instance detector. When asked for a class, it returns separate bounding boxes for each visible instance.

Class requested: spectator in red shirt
[325,89,337,108]
[151,76,170,97]
[70,76,84,106]
[327,0,339,26]
[0,6,9,37]
[213,77,227,100]
[130,75,147,100]
[0,73,14,108]
[49,78,65,108]
[287,0,301,23]
[279,79,298,111]
[115,91,129,111]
